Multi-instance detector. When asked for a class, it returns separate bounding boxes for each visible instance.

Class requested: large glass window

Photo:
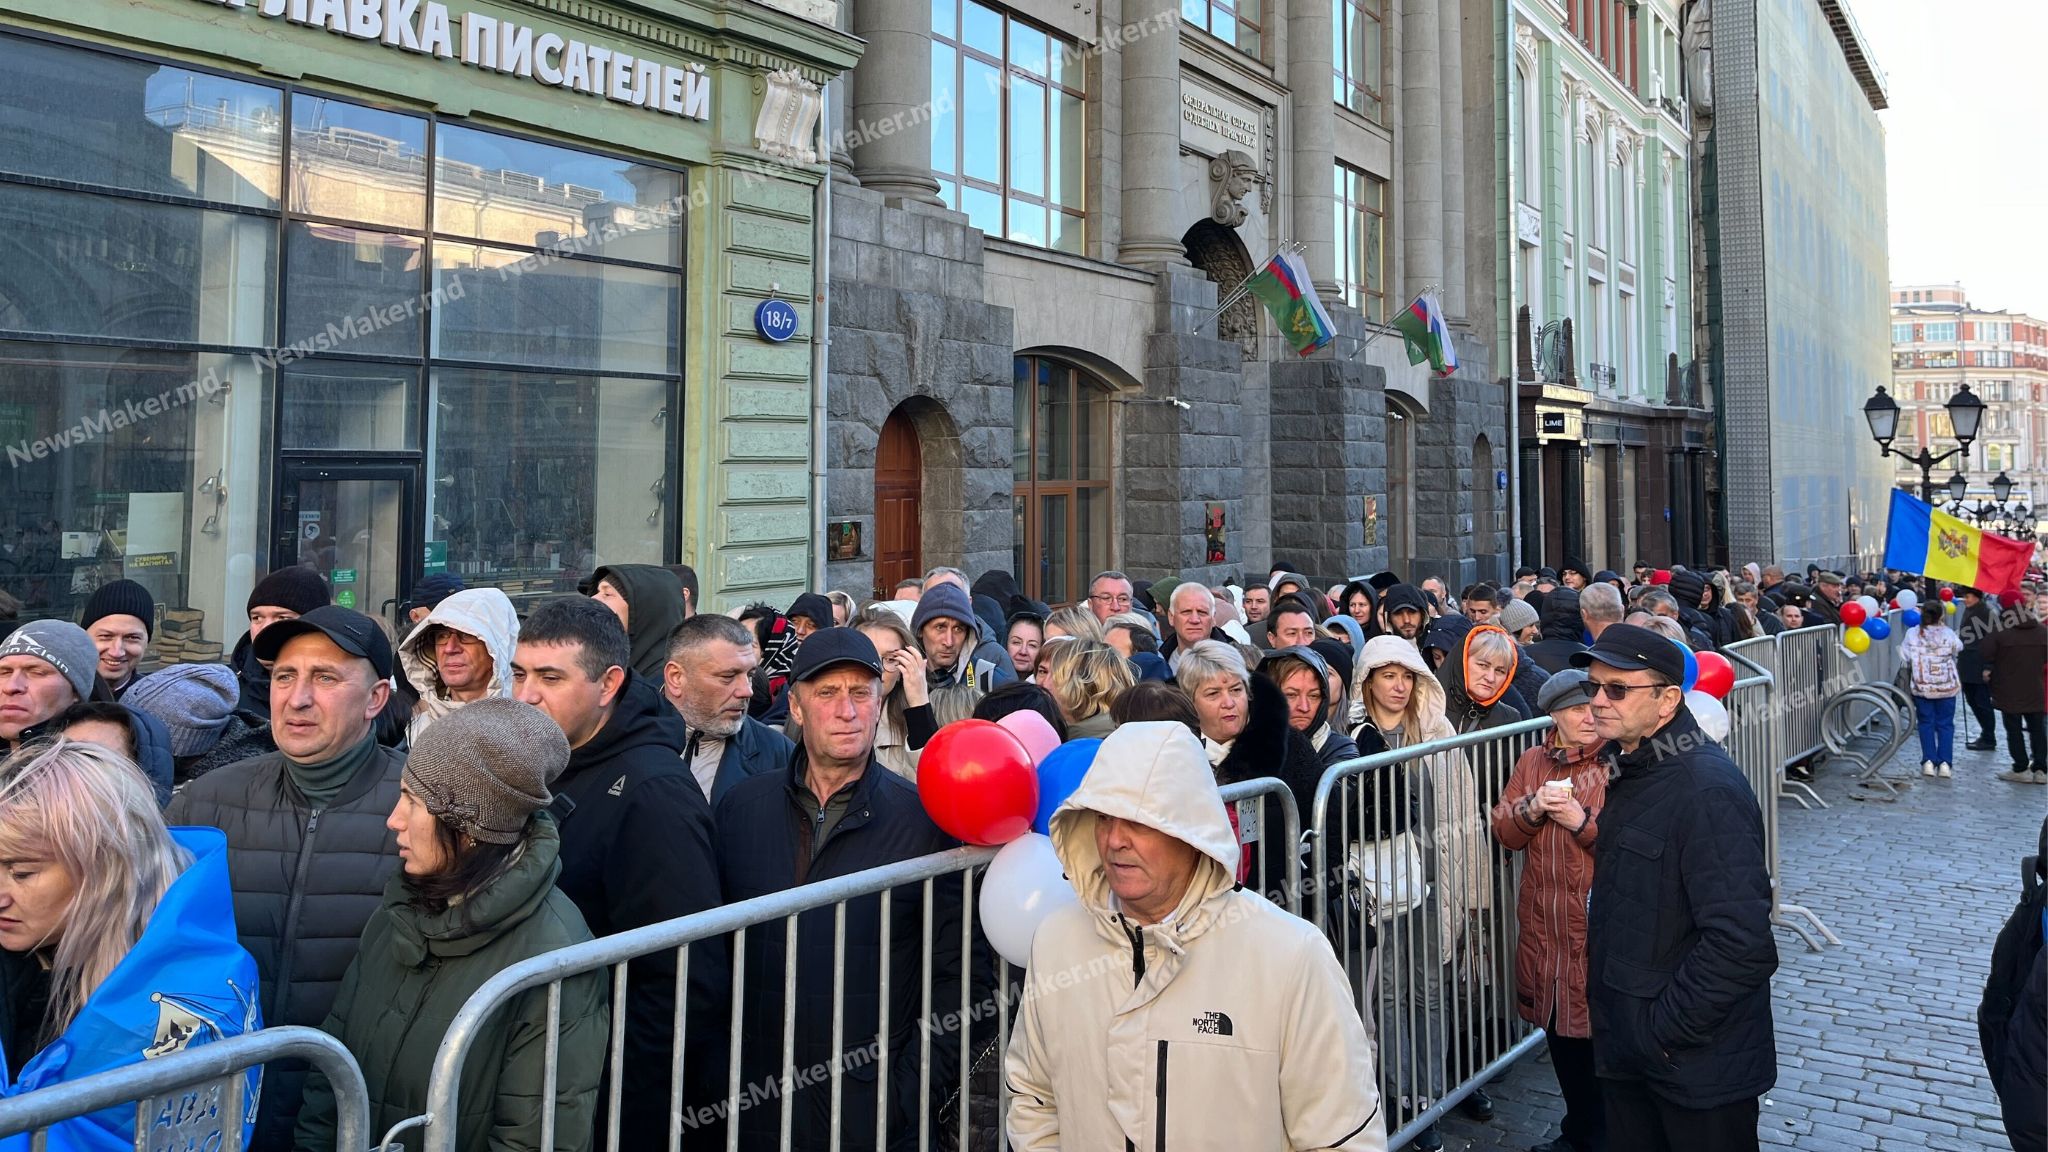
[1186,0,1265,60]
[1012,356,1111,605]
[0,31,686,639]
[1334,164,1388,321]
[933,0,1086,253]
[1334,0,1384,121]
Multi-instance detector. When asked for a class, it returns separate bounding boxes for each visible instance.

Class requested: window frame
[1011,354,1113,606]
[1334,162,1388,322]
[1334,0,1385,122]
[931,0,1087,253]
[1185,0,1266,62]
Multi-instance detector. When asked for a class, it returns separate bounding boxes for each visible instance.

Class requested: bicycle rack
[1821,686,1915,800]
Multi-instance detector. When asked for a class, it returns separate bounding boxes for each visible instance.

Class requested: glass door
[274,460,419,633]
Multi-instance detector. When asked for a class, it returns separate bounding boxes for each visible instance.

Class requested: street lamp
[1992,470,2014,504]
[1864,383,1983,503]
[1948,472,1969,505]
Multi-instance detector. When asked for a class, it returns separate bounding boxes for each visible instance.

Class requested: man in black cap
[714,628,965,1149]
[1574,623,1777,1151]
[165,605,404,1151]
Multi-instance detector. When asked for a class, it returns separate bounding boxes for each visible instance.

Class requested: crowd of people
[0,553,2041,1152]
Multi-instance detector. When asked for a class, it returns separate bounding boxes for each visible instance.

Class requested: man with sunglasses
[1573,623,1777,1151]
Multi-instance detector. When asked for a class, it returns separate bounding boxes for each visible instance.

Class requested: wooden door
[874,409,922,599]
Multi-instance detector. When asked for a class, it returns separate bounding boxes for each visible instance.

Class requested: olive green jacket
[295,815,608,1152]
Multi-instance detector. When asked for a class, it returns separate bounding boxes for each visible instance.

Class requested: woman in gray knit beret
[294,698,609,1152]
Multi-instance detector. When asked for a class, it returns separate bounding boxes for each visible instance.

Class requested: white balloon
[1894,588,1919,610]
[978,833,1079,968]
[1686,689,1730,742]
[1855,595,1883,619]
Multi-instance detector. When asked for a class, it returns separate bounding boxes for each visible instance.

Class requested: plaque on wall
[1179,76,1265,169]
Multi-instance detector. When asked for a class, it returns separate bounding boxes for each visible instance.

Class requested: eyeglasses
[1585,679,1674,701]
[1089,593,1133,606]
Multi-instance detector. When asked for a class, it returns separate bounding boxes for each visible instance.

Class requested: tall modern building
[820,0,1516,602]
[1697,0,1893,570]
[1887,284,2048,544]
[1508,0,1712,575]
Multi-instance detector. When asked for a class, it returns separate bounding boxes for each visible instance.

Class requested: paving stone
[1428,737,2032,1150]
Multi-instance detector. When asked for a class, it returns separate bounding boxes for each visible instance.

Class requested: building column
[829,0,858,183]
[1117,0,1188,267]
[1437,0,1466,318]
[1289,0,1338,294]
[850,0,940,202]
[1400,0,1443,300]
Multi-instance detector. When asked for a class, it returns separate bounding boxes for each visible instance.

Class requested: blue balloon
[1032,738,1103,835]
[1666,636,1699,692]
[1901,607,1922,628]
[1863,616,1890,641]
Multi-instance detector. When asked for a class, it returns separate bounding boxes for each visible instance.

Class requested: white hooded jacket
[1004,721,1385,1152]
[397,588,520,744]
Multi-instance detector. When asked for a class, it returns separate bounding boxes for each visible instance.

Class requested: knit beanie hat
[247,566,332,617]
[123,662,239,756]
[0,620,98,702]
[401,698,565,845]
[1496,597,1540,635]
[911,582,978,636]
[80,579,156,636]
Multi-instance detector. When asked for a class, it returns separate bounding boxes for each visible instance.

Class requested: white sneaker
[1923,760,1936,777]
[1938,763,1952,778]
[2033,771,2048,785]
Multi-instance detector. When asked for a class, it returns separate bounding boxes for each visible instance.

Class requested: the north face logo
[608,776,627,796]
[1192,1012,1233,1036]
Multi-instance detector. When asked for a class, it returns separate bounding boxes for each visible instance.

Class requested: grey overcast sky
[1847,0,2047,317]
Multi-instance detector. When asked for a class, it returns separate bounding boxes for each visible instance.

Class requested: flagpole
[1335,286,1440,362]
[1185,239,1307,334]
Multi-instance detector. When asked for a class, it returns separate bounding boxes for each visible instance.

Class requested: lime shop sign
[191,0,712,120]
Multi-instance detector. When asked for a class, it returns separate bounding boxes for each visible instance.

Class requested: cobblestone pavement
[1430,724,2046,1152]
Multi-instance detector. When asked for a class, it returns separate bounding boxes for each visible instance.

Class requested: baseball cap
[789,626,884,683]
[1570,622,1687,686]
[1535,668,1593,714]
[253,605,395,680]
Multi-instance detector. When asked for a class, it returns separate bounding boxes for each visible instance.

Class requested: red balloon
[1694,651,1737,700]
[917,720,1039,846]
[1838,600,1867,628]
[1888,599,1899,610]
[1939,587,1956,601]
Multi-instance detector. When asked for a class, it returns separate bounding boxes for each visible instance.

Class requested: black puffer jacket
[162,736,405,1151]
[120,703,176,808]
[1524,587,1588,674]
[1217,671,1324,907]
[1587,708,1778,1110]
[547,672,726,1151]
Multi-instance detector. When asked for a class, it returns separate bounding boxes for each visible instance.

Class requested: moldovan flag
[1246,250,1337,356]
[1392,291,1458,376]
[1882,488,2033,599]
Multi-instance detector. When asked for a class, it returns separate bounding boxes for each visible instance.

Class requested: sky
[1847,0,2048,318]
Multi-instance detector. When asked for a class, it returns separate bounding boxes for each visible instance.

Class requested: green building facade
[0,0,854,654]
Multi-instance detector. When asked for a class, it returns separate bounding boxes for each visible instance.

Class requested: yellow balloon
[1843,627,1871,654]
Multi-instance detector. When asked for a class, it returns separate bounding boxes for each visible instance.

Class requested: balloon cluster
[917,715,1102,967]
[1664,637,1734,738]
[1839,594,1893,655]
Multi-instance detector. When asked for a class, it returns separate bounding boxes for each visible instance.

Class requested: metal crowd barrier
[404,777,1299,1152]
[0,1026,367,1152]
[1308,718,1550,1149]
[1722,672,1839,951]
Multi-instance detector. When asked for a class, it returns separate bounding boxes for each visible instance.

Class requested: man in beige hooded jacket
[1004,721,1385,1151]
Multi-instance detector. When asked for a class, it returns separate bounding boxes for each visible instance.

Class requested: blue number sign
[754,299,799,343]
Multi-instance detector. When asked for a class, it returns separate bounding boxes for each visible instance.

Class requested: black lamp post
[1946,470,2034,537]
[1864,383,1984,503]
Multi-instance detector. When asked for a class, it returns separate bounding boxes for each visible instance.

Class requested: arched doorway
[1182,220,1258,358]
[874,407,922,599]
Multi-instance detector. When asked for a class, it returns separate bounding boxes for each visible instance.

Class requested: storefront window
[1012,355,1111,605]
[428,368,673,614]
[932,0,1086,254]
[0,30,687,642]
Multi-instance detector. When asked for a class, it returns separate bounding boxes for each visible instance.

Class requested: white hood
[399,588,520,725]
[1049,721,1242,928]
[1351,634,1454,743]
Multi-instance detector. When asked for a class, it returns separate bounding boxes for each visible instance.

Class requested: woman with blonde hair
[851,608,938,779]
[0,740,259,1147]
[1041,604,1105,643]
[1038,639,1135,739]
